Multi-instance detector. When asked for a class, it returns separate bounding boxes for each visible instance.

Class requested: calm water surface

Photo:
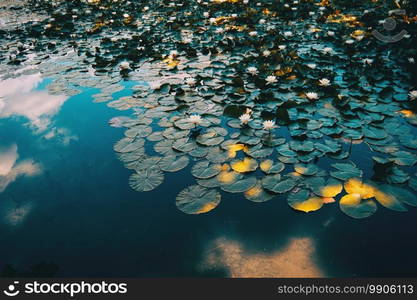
[1,74,417,277]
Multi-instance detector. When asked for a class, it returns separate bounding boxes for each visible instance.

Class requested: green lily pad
[159,155,189,172]
[221,176,257,193]
[244,182,275,203]
[288,189,323,213]
[176,185,221,214]
[294,163,318,176]
[129,167,164,192]
[330,162,362,180]
[191,161,222,179]
[262,175,297,193]
[339,194,378,219]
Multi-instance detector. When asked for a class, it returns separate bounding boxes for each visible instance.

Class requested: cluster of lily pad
[1,0,417,218]
[108,0,417,218]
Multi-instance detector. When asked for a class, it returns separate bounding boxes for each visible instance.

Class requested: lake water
[1,73,417,278]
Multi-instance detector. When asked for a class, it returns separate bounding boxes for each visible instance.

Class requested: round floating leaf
[191,161,222,179]
[114,138,144,153]
[374,185,408,212]
[339,194,378,219]
[154,140,176,155]
[172,138,196,152]
[262,175,297,193]
[344,178,375,199]
[189,146,208,158]
[129,167,164,192]
[245,144,274,158]
[311,178,343,198]
[330,162,362,180]
[244,182,274,203]
[288,189,323,213]
[409,177,417,192]
[363,126,387,140]
[159,155,189,172]
[125,125,152,138]
[217,170,242,185]
[278,156,299,164]
[206,146,227,163]
[294,163,318,176]
[176,185,221,214]
[196,132,225,146]
[221,176,257,193]
[230,157,258,173]
[197,177,221,188]
[392,151,417,166]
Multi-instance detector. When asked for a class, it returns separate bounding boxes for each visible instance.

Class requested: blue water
[1,77,417,277]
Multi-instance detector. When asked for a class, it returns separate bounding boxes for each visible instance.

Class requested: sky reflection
[201,236,324,278]
[0,73,68,131]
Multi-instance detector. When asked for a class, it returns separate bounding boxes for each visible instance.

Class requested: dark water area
[1,77,417,278]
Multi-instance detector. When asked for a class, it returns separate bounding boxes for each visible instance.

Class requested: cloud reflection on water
[0,73,68,131]
[0,144,41,193]
[201,236,324,278]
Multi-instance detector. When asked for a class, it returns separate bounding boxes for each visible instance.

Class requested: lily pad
[159,155,189,172]
[288,189,323,213]
[191,161,222,179]
[244,182,275,203]
[262,175,297,193]
[294,163,318,176]
[129,167,164,192]
[230,157,258,173]
[176,185,221,214]
[339,194,378,219]
[221,176,257,193]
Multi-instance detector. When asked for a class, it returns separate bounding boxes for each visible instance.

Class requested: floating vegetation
[1,0,417,218]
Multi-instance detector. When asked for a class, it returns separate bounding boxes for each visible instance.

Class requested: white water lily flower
[284,4,290,8]
[185,77,196,86]
[327,31,335,36]
[309,12,315,16]
[188,114,202,125]
[263,120,276,131]
[123,13,130,18]
[283,31,293,37]
[362,58,374,65]
[306,92,319,100]
[119,61,130,70]
[216,27,225,34]
[209,17,216,24]
[408,58,415,64]
[263,50,271,57]
[247,66,258,76]
[169,50,178,58]
[409,90,417,100]
[307,63,316,69]
[239,113,252,125]
[278,45,286,50]
[259,19,266,24]
[249,31,258,37]
[322,47,333,54]
[345,39,355,44]
[203,12,209,18]
[265,75,278,85]
[319,78,331,86]
[291,7,297,11]
[182,37,192,44]
[243,0,249,4]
